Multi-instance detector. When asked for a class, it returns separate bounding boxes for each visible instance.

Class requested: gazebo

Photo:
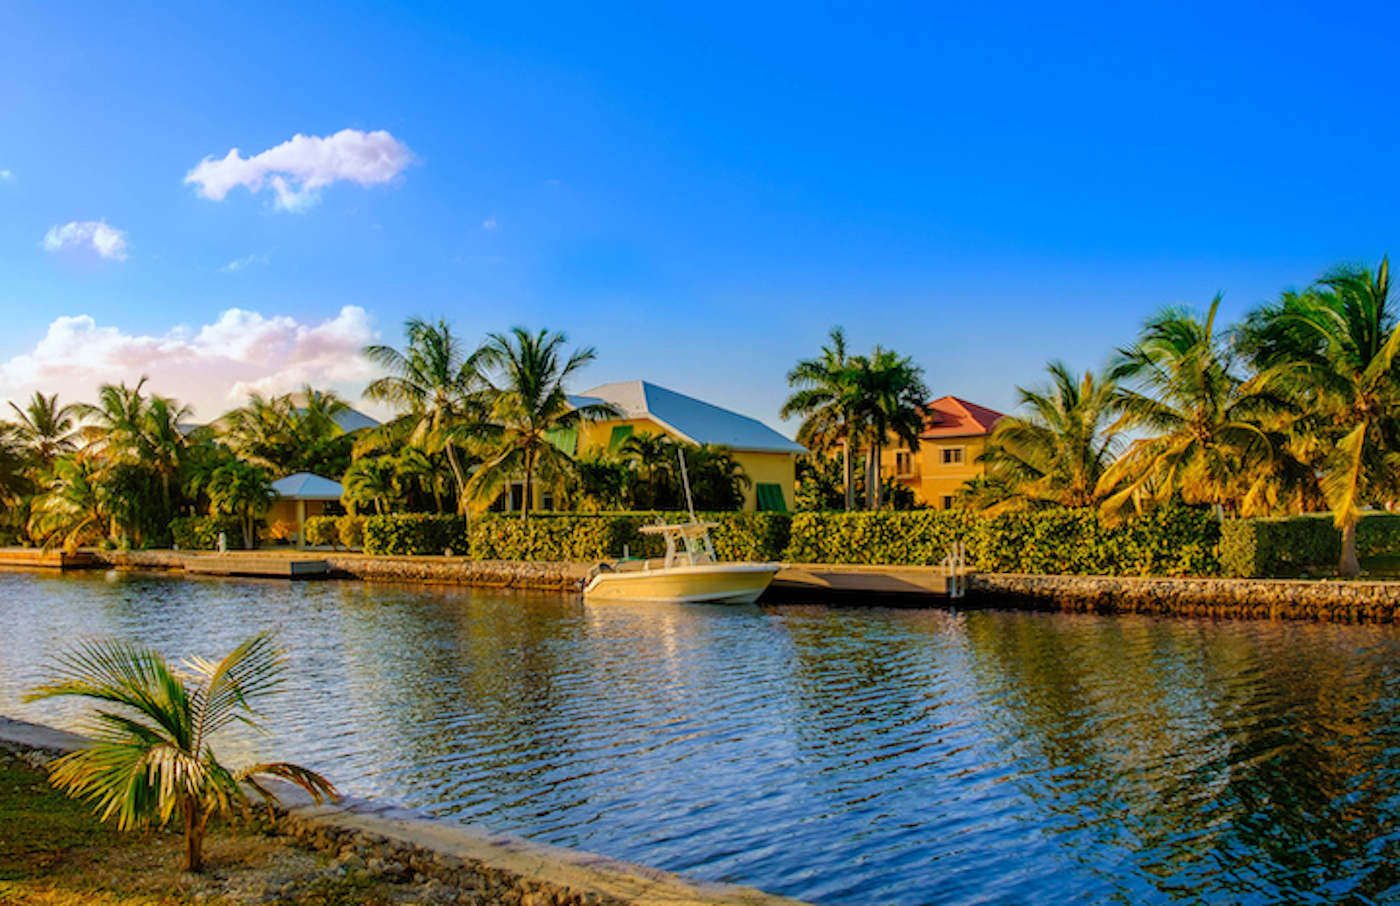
[269,472,344,549]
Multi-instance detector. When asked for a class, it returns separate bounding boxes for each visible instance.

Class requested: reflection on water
[4,571,1400,905]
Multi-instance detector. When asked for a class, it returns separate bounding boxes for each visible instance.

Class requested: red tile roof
[919,396,1005,438]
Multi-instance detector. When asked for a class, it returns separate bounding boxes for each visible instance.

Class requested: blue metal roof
[576,381,805,454]
[270,472,344,500]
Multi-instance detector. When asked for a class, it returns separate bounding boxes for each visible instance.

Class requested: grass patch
[0,751,414,905]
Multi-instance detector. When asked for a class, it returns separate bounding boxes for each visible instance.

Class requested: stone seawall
[972,573,1400,621]
[325,555,590,592]
[0,715,806,906]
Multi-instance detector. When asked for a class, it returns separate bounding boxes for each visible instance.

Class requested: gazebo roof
[271,472,344,501]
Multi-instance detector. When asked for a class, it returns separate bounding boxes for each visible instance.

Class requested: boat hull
[583,563,779,604]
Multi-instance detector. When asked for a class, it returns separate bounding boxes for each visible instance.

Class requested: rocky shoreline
[0,715,806,906]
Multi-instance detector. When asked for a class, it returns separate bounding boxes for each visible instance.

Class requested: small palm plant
[26,631,336,872]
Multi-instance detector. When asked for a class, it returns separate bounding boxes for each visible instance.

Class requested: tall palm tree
[977,362,1122,511]
[362,318,485,512]
[27,631,336,872]
[1238,258,1400,575]
[207,460,274,549]
[77,379,192,517]
[341,456,400,515]
[8,391,80,470]
[1099,296,1279,519]
[782,328,862,511]
[27,455,108,552]
[221,387,354,478]
[465,327,616,519]
[851,346,928,510]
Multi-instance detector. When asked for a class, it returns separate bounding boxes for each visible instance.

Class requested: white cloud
[221,253,269,272]
[0,306,379,420]
[185,128,414,212]
[42,220,129,261]
[0,170,13,181]
[482,214,498,231]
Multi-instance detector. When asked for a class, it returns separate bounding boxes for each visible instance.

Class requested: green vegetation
[27,632,335,872]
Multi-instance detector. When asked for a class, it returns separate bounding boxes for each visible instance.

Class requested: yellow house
[497,380,804,512]
[883,396,1005,510]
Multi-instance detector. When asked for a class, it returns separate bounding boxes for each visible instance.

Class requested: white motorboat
[583,520,779,604]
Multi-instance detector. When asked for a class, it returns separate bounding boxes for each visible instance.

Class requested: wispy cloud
[42,220,129,261]
[482,214,499,231]
[185,128,414,212]
[0,170,13,181]
[0,306,378,419]
[221,253,270,273]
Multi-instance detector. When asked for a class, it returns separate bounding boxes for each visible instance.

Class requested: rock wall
[972,573,1400,621]
[325,556,590,593]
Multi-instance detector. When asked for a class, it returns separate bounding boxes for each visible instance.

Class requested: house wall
[884,436,990,509]
[572,416,795,512]
[266,499,331,539]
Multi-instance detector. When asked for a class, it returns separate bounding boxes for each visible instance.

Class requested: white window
[941,495,956,510]
[895,451,913,476]
[941,447,965,465]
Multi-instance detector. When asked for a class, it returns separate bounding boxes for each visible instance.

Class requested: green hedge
[363,514,468,556]
[170,515,245,551]
[338,515,366,550]
[1219,513,1400,578]
[303,515,342,548]
[787,504,1219,576]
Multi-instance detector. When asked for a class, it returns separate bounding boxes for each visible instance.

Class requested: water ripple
[5,572,1400,904]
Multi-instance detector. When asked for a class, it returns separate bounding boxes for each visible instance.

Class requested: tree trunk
[870,442,883,510]
[521,451,534,522]
[1339,518,1361,578]
[183,797,204,872]
[842,438,854,512]
[444,443,468,515]
[241,514,254,550]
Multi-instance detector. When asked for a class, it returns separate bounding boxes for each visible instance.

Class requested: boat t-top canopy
[639,521,718,567]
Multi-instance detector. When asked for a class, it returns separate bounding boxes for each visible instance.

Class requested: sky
[2,1,1397,432]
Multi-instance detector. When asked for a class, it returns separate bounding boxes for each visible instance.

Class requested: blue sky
[1,1,1395,429]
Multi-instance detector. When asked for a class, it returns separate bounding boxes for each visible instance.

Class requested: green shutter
[545,426,578,456]
[756,483,787,512]
[608,425,634,452]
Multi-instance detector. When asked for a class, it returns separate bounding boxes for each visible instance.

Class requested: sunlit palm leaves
[782,327,863,511]
[27,631,335,872]
[1239,258,1400,574]
[465,328,616,519]
[1099,296,1282,519]
[977,362,1122,512]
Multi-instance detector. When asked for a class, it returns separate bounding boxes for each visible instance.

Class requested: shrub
[1219,513,1400,578]
[303,515,342,548]
[785,504,1219,576]
[363,514,468,556]
[337,515,366,550]
[170,515,245,551]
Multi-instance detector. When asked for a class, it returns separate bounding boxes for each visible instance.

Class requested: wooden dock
[0,548,98,570]
[765,564,966,603]
[181,555,330,579]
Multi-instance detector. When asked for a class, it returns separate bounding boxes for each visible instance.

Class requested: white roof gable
[576,381,805,454]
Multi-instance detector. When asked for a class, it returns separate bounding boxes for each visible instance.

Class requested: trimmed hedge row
[364,514,469,557]
[1220,513,1400,578]
[170,515,245,551]
[788,504,1219,576]
[265,507,1400,579]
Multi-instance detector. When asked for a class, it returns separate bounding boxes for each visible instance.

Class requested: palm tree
[341,456,400,515]
[1099,296,1279,519]
[977,362,1122,511]
[851,346,928,510]
[27,631,336,872]
[8,391,80,470]
[221,387,354,478]
[683,444,751,511]
[27,455,108,552]
[1238,258,1400,575]
[362,318,485,513]
[77,379,192,523]
[619,431,681,509]
[782,328,862,511]
[465,328,616,520]
[207,460,274,549]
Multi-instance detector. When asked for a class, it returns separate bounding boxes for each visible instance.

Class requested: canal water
[3,569,1400,905]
